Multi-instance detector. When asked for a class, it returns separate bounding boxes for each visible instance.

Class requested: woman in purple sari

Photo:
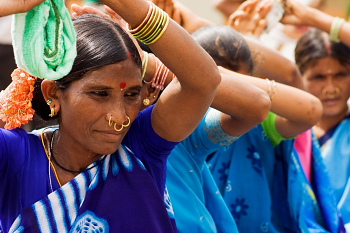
[0,0,221,232]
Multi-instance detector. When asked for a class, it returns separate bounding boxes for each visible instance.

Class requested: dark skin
[0,0,44,16]
[42,61,142,183]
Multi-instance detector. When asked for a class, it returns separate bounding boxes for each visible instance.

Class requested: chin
[323,109,345,118]
[91,144,120,156]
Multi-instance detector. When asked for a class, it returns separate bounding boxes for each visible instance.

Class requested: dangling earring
[49,107,57,117]
[47,98,56,117]
[143,98,150,106]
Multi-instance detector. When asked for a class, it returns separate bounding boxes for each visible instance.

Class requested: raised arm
[0,0,44,16]
[281,0,350,47]
[219,67,323,138]
[244,36,304,89]
[151,0,304,89]
[212,73,271,136]
[100,0,221,142]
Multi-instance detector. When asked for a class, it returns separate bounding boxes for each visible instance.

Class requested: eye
[125,90,141,98]
[335,72,350,79]
[91,91,109,97]
[309,74,325,81]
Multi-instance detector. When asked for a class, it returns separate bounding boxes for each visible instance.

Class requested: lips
[98,130,123,141]
[322,98,340,106]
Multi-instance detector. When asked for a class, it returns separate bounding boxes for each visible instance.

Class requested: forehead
[311,57,345,70]
[78,60,142,86]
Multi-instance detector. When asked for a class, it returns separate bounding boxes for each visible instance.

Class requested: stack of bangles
[265,78,277,100]
[128,2,170,45]
[142,52,169,90]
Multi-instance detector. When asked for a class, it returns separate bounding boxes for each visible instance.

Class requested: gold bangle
[330,17,345,42]
[128,3,154,34]
[141,51,149,80]
[144,12,170,44]
[270,79,277,100]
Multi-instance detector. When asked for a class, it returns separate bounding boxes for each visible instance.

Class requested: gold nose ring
[109,116,114,127]
[123,116,131,127]
[113,116,131,132]
[114,122,124,132]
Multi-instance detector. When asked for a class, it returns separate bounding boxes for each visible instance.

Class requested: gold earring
[114,122,124,132]
[46,98,52,105]
[49,107,57,117]
[109,116,114,127]
[143,98,150,106]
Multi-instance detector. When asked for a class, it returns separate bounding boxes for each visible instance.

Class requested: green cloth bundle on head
[12,0,76,80]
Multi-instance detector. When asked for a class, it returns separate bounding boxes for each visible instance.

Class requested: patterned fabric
[167,108,239,232]
[9,146,176,233]
[318,117,350,231]
[208,123,343,232]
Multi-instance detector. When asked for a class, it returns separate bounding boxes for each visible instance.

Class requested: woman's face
[57,60,142,156]
[302,56,350,118]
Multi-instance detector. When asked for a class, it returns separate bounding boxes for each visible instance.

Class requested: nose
[322,77,340,98]
[107,110,131,132]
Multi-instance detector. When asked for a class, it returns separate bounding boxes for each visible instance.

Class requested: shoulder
[0,128,35,145]
[0,128,43,175]
[123,105,178,159]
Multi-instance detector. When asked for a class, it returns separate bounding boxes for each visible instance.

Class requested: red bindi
[120,82,126,89]
[127,52,132,59]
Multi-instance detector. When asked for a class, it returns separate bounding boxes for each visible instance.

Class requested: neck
[51,128,104,173]
[313,110,348,138]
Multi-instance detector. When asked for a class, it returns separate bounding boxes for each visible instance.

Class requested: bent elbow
[256,91,272,124]
[308,98,323,126]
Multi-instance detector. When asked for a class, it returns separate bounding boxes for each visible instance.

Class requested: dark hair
[295,28,350,74]
[191,25,254,73]
[32,14,142,121]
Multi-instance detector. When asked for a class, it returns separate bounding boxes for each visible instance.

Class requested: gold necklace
[40,127,62,188]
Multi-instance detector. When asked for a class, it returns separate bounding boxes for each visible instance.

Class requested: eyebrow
[86,84,142,90]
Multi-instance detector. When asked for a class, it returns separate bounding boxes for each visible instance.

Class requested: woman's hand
[0,0,44,16]
[227,0,271,38]
[279,0,310,26]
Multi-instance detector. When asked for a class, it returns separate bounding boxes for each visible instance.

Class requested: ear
[145,86,160,105]
[41,80,61,114]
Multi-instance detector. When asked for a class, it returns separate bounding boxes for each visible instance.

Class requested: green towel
[12,0,76,80]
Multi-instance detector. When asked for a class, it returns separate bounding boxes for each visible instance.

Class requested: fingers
[71,4,111,19]
[227,0,272,37]
[253,19,267,37]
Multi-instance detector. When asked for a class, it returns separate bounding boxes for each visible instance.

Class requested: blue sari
[9,147,176,233]
[317,117,350,231]
[208,123,345,232]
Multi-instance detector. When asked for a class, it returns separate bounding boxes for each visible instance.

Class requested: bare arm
[219,67,323,138]
[244,36,304,89]
[100,0,221,142]
[151,0,304,89]
[212,73,271,136]
[281,0,350,47]
[0,0,44,16]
